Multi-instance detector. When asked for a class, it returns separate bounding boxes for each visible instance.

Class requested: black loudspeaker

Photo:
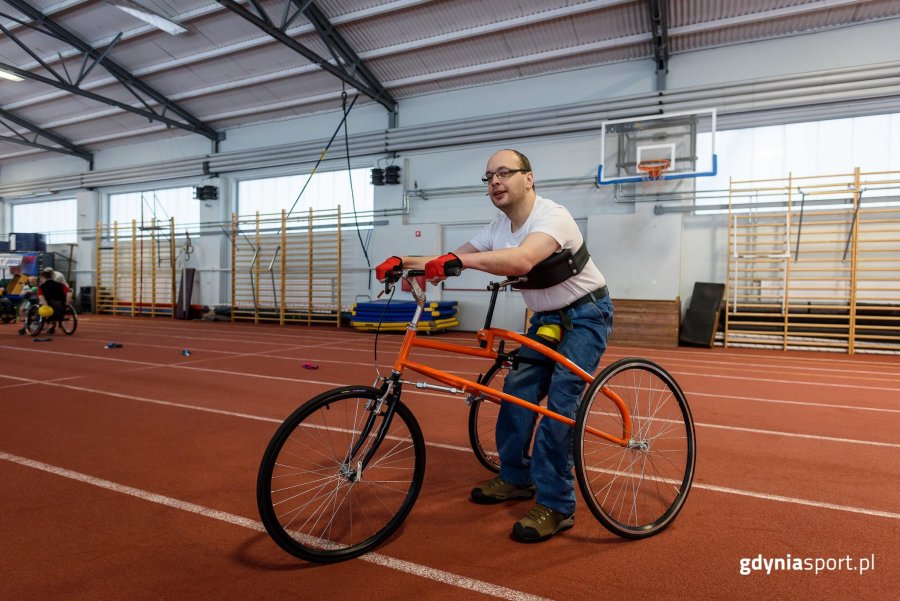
[79,286,96,314]
[384,165,401,184]
[193,185,218,200]
[679,282,725,347]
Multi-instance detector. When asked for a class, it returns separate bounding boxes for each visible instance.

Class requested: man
[37,270,70,335]
[375,149,613,543]
[16,276,38,335]
[40,266,72,305]
[40,266,67,287]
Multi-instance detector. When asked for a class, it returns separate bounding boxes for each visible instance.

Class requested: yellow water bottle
[536,323,562,344]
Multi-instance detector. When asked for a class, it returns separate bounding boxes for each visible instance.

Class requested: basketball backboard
[597,109,717,185]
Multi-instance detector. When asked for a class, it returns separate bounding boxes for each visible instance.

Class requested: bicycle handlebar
[381,269,520,298]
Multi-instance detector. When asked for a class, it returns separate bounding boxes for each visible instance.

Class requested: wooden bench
[609,298,681,348]
[525,298,682,348]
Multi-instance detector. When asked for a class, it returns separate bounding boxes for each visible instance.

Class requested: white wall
[4,19,900,324]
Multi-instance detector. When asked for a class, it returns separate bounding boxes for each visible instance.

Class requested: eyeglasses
[481,168,528,183]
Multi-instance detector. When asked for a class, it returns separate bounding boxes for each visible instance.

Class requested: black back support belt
[510,242,590,289]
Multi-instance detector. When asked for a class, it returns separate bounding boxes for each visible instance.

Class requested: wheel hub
[628,438,651,452]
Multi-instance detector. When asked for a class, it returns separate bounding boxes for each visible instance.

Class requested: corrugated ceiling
[0,0,898,164]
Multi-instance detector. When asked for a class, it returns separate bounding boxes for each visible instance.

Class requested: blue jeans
[497,295,613,515]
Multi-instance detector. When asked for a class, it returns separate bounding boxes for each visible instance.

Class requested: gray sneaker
[470,477,535,504]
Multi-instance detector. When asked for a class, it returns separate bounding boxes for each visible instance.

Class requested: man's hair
[41,267,54,277]
[502,149,535,190]
[502,149,532,173]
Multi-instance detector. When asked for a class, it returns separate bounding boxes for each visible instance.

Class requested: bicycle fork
[340,375,403,482]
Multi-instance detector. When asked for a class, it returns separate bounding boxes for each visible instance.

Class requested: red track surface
[2,315,898,600]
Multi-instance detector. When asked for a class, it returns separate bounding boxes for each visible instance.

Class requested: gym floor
[1,316,897,600]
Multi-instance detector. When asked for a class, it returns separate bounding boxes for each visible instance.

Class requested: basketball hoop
[637,159,671,194]
[637,159,671,181]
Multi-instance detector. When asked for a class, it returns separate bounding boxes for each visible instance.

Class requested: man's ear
[525,172,534,189]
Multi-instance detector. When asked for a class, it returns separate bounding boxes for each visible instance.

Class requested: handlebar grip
[444,265,462,277]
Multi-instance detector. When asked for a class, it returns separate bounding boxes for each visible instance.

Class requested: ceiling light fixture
[107,1,188,35]
[0,68,25,82]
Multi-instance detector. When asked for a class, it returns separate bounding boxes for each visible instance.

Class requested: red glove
[425,253,463,281]
[375,256,402,282]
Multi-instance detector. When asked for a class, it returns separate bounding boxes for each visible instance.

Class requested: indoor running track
[1,315,897,600]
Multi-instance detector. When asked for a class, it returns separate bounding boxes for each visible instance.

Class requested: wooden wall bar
[725,168,900,354]
[95,218,176,317]
[231,208,344,326]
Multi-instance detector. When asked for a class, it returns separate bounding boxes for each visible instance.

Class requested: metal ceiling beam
[297,1,397,119]
[648,0,669,91]
[1,0,221,142]
[0,108,93,162]
[216,0,397,119]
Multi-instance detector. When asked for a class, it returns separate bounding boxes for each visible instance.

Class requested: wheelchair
[25,303,78,336]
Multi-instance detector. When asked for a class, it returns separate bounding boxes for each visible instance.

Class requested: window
[237,168,373,222]
[11,198,77,244]
[696,112,900,212]
[109,186,199,232]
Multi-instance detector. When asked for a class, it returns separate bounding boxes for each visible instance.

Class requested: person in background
[37,270,70,335]
[17,276,38,335]
[40,267,72,305]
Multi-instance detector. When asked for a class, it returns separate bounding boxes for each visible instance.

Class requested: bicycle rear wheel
[467,366,504,473]
[25,305,43,336]
[257,385,425,563]
[574,358,695,539]
[467,350,537,474]
[60,304,78,335]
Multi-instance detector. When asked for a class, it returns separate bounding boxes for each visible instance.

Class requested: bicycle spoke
[258,387,424,562]
[576,359,695,539]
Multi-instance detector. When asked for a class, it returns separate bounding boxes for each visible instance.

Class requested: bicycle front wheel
[60,304,78,335]
[257,386,426,563]
[25,305,43,336]
[574,358,696,539]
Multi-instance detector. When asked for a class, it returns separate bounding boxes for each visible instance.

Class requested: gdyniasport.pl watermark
[739,554,876,576]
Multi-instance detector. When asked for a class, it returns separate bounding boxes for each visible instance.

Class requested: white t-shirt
[468,195,606,312]
[43,270,68,287]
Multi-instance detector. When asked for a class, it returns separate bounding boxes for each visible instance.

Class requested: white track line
[664,369,900,393]
[5,342,900,415]
[690,481,900,520]
[7,375,900,517]
[0,452,551,601]
[18,373,900,449]
[686,391,900,414]
[80,317,900,367]
[698,422,900,448]
[107,326,900,373]
[4,348,899,445]
[73,315,900,375]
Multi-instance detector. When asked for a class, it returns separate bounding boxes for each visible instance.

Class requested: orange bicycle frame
[387,274,632,447]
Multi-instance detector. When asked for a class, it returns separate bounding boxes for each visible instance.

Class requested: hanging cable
[283,93,360,223]
[341,88,372,271]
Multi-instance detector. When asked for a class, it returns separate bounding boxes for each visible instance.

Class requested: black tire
[467,349,541,474]
[574,358,696,539]
[467,352,516,473]
[257,386,425,563]
[468,389,502,473]
[60,304,78,335]
[25,305,43,336]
